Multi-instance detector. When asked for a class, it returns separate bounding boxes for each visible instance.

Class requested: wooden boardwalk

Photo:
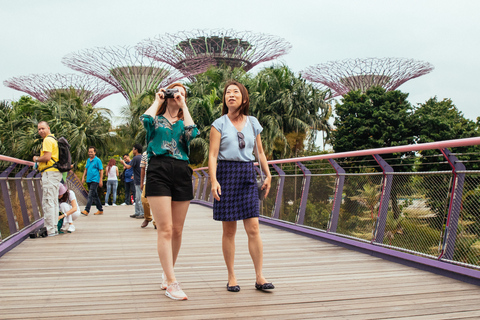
[1,204,480,319]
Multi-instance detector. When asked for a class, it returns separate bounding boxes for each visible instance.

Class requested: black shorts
[145,156,194,201]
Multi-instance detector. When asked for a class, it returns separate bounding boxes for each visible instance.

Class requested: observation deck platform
[1,204,480,319]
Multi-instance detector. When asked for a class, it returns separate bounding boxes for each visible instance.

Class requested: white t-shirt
[107,165,118,180]
[64,190,80,215]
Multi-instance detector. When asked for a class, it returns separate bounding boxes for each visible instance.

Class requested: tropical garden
[1,64,480,265]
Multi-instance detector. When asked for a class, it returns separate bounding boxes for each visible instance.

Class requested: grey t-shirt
[211,115,263,162]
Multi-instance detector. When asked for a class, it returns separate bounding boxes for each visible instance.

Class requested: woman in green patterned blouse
[141,82,199,301]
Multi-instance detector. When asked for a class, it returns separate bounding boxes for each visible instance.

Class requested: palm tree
[0,90,113,164]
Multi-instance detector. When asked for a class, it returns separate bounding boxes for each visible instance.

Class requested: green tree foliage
[332,86,415,153]
[186,66,250,164]
[412,97,480,171]
[249,65,331,159]
[0,89,113,164]
[114,90,156,156]
[186,65,331,164]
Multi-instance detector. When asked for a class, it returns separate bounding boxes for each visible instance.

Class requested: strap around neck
[250,117,264,180]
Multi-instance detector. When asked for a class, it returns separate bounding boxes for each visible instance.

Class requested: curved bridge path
[1,204,480,319]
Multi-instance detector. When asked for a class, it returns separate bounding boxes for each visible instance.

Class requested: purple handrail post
[295,162,311,225]
[1,163,18,235]
[327,159,345,233]
[201,170,209,201]
[192,173,196,198]
[14,165,31,226]
[26,169,41,221]
[372,154,394,244]
[271,164,285,219]
[439,148,466,260]
[195,171,203,200]
[35,173,43,205]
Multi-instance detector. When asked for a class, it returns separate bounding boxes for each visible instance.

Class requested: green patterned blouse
[141,114,199,162]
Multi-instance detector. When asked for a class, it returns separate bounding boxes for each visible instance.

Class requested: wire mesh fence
[0,157,87,242]
[193,142,480,270]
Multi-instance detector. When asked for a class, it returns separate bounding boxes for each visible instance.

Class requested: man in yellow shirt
[33,121,63,236]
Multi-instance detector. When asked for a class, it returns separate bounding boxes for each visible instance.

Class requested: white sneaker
[121,203,127,206]
[104,204,109,207]
[48,232,58,237]
[161,273,168,290]
[165,282,188,300]
[112,203,117,207]
[60,224,69,232]
[67,224,76,233]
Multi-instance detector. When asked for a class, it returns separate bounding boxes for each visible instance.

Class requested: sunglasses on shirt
[237,132,245,149]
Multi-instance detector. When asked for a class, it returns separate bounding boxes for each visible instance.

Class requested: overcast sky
[1,0,479,124]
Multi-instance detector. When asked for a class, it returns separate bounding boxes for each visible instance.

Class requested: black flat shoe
[255,282,275,291]
[227,282,240,292]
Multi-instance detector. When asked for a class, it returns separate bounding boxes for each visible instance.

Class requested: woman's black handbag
[251,117,266,201]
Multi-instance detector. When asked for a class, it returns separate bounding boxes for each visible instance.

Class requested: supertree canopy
[3,73,119,105]
[61,46,208,103]
[136,29,292,72]
[301,57,434,96]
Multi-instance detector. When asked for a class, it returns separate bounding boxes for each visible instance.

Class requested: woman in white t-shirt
[58,183,81,233]
[105,158,119,206]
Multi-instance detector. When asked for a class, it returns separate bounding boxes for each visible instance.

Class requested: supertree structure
[3,73,119,105]
[61,46,209,103]
[301,58,434,96]
[136,29,292,73]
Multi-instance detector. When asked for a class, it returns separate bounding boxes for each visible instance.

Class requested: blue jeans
[105,180,118,204]
[85,182,103,212]
[124,181,135,204]
[134,184,144,217]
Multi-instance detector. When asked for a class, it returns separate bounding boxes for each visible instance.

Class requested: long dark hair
[59,188,70,204]
[107,158,116,175]
[156,82,187,119]
[222,80,250,116]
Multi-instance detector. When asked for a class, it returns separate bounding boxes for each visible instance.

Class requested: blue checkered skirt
[213,160,259,221]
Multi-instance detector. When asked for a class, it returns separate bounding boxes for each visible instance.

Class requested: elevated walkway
[1,204,480,319]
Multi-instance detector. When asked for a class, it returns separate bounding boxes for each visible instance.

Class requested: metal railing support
[14,165,31,227]
[271,164,285,219]
[201,170,209,201]
[26,169,40,221]
[296,162,311,225]
[195,171,203,200]
[192,173,197,198]
[439,148,466,260]
[1,164,18,235]
[372,154,394,244]
[327,159,345,233]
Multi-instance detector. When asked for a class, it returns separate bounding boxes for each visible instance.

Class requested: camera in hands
[164,89,179,99]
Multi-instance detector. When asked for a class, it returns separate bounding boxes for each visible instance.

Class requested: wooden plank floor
[1,204,480,319]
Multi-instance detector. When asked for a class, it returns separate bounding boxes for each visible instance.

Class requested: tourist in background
[58,183,81,233]
[140,150,155,229]
[104,158,119,206]
[34,121,62,236]
[121,145,144,218]
[121,154,135,205]
[208,80,274,293]
[81,146,104,216]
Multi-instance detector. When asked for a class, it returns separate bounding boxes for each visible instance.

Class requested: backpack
[40,135,72,173]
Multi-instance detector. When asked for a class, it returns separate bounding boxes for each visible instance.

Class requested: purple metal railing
[0,155,87,257]
[192,137,480,283]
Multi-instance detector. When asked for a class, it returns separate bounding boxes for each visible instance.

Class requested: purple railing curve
[192,137,480,284]
[0,155,87,257]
